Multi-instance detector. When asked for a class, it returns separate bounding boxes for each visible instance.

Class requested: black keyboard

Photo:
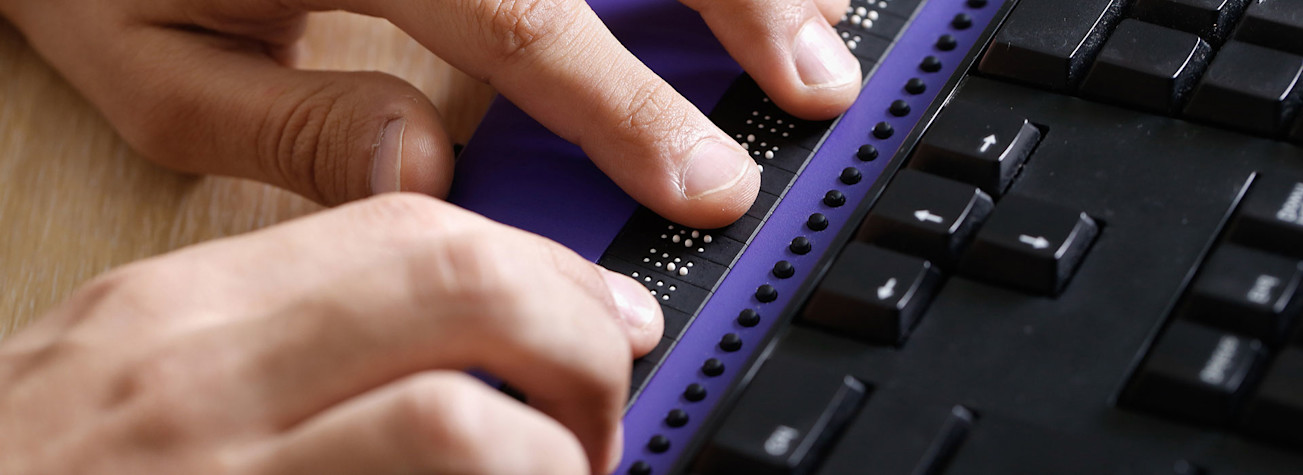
[451,0,1303,473]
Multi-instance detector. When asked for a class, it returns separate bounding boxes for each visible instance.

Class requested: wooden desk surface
[0,14,496,339]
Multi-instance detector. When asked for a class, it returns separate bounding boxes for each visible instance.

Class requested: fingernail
[370,119,405,194]
[602,270,658,329]
[793,19,860,88]
[681,140,750,200]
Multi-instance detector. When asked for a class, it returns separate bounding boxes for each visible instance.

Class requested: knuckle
[483,0,574,63]
[395,374,498,470]
[614,79,691,146]
[258,80,358,203]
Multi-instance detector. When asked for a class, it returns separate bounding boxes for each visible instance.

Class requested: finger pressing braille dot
[808,213,829,231]
[840,167,863,185]
[720,333,743,352]
[684,383,707,401]
[936,34,958,51]
[906,78,927,94]
[824,190,846,207]
[873,122,895,139]
[968,0,988,6]
[952,13,973,29]
[737,309,761,327]
[702,358,725,376]
[889,100,911,117]
[790,236,812,255]
[773,260,795,278]
[920,56,943,73]
[856,144,879,161]
[666,409,689,427]
[629,461,652,475]
[648,435,671,453]
[755,284,778,302]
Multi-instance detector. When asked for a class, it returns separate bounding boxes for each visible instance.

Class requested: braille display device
[449,0,1303,473]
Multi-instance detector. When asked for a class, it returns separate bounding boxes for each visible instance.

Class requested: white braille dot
[669,286,677,291]
[632,272,640,277]
[662,253,669,258]
[747,134,756,143]
[863,19,874,29]
[770,128,778,133]
[684,239,694,247]
[650,248,657,253]
[662,295,670,301]
[758,164,765,173]
[783,132,790,137]
[660,234,667,239]
[856,6,867,15]
[764,150,775,159]
[687,262,694,267]
[789,124,796,129]
[655,262,662,268]
[651,290,658,295]
[752,111,759,116]
[679,268,689,276]
[741,142,749,150]
[762,98,770,103]
[674,258,681,263]
[667,224,675,230]
[841,31,850,39]
[643,258,650,263]
[657,281,663,287]
[851,14,861,23]
[698,248,705,253]
[753,151,760,157]
[667,263,677,272]
[847,40,858,49]
[879,1,886,8]
[691,231,700,238]
[764,115,772,120]
[645,277,652,282]
[704,235,713,244]
[672,235,681,243]
[854,35,862,41]
[869,11,880,20]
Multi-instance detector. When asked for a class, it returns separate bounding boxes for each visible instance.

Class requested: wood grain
[0,13,496,339]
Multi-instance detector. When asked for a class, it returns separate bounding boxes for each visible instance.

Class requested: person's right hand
[0,0,860,229]
[0,194,664,474]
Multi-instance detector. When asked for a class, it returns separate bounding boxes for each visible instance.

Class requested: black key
[1079,20,1213,115]
[818,395,974,475]
[694,356,866,475]
[802,243,943,345]
[1242,347,1303,448]
[1125,320,1267,425]
[1184,41,1303,136]
[1179,244,1303,341]
[1234,0,1303,56]
[958,196,1099,296]
[978,0,1127,91]
[1132,0,1250,42]
[630,337,675,397]
[856,170,995,266]
[1228,174,1303,259]
[909,101,1042,197]
[748,192,780,219]
[596,257,711,315]
[760,163,796,195]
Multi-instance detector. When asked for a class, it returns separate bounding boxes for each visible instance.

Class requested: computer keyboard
[449,0,1303,473]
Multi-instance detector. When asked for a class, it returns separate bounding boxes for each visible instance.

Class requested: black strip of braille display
[702,358,725,376]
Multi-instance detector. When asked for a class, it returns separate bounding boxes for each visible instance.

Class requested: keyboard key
[1079,20,1213,114]
[958,195,1100,296]
[909,101,1042,197]
[1183,41,1303,136]
[1242,347,1303,449]
[978,0,1128,91]
[1233,0,1303,56]
[856,170,995,266]
[818,396,974,475]
[1179,244,1303,341]
[802,243,943,345]
[694,356,866,475]
[1132,0,1251,42]
[1228,174,1303,259]
[1125,320,1267,425]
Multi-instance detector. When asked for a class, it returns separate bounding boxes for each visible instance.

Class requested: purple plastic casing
[450,1,1003,473]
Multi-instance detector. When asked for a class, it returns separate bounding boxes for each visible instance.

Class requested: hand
[0,0,859,229]
[0,194,664,474]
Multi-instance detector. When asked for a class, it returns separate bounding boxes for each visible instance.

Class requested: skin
[0,0,860,472]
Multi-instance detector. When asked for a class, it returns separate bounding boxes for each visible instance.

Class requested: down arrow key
[803,243,943,346]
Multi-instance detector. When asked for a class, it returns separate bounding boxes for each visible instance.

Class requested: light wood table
[0,14,496,339]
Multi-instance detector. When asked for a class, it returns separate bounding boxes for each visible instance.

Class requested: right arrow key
[959,195,1101,296]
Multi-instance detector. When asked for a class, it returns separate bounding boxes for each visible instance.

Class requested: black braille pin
[684,383,707,401]
[773,260,795,278]
[702,358,725,376]
[649,435,671,453]
[756,284,778,302]
[889,100,911,117]
[906,78,927,94]
[737,309,761,327]
[840,167,863,185]
[873,122,894,139]
[952,13,973,29]
[808,213,829,231]
[720,333,743,352]
[790,236,812,255]
[857,144,879,161]
[666,409,689,427]
[824,190,846,207]
[629,461,652,475]
[921,56,943,73]
[936,34,957,51]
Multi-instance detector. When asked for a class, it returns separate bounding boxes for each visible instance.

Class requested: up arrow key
[979,134,998,153]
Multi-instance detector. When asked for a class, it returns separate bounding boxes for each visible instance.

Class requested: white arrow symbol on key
[979,134,998,153]
[1019,234,1051,249]
[877,278,898,300]
[914,209,944,223]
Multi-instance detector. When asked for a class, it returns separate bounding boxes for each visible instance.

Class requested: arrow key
[802,242,944,345]
[959,195,1100,296]
[909,101,1042,198]
[856,170,995,267]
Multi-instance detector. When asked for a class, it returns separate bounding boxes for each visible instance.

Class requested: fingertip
[601,269,664,355]
[663,139,760,228]
[786,18,862,118]
[397,117,455,199]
